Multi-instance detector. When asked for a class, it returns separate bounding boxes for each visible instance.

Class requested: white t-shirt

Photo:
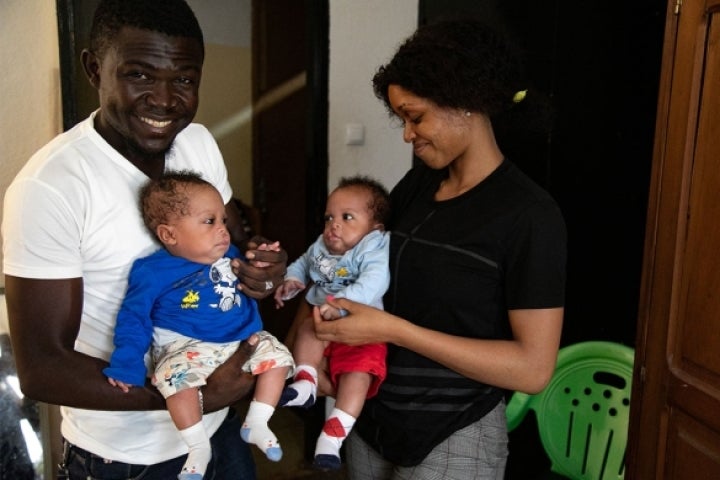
[2,111,233,464]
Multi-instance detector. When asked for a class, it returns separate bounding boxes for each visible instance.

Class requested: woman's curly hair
[372,19,526,118]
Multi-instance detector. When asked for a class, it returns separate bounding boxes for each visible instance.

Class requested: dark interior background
[419,1,666,477]
[420,0,666,349]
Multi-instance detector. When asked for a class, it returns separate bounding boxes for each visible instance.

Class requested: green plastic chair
[506,341,634,480]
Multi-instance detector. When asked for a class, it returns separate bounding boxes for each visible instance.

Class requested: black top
[355,160,567,466]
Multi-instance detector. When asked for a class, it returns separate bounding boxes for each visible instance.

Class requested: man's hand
[202,335,259,412]
[232,236,288,300]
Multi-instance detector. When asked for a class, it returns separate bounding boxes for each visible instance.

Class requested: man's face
[89,26,204,165]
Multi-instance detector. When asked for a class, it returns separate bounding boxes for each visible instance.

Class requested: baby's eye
[323,214,333,223]
[342,213,354,221]
[204,217,215,225]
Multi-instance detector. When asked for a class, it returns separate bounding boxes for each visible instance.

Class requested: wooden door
[251,0,328,340]
[627,1,720,478]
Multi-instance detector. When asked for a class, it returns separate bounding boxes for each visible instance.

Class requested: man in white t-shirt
[1,1,287,478]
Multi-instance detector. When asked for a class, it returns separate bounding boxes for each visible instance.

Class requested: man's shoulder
[12,116,100,185]
[176,122,213,142]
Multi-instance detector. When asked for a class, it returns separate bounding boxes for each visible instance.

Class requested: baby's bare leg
[280,314,325,408]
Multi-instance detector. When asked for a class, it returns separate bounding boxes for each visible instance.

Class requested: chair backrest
[506,341,635,480]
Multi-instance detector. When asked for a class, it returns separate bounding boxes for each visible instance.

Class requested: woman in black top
[312,19,566,479]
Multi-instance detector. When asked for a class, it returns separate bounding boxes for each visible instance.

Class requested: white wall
[327,0,418,192]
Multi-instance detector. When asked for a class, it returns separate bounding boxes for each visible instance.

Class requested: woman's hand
[232,237,288,300]
[312,297,396,346]
[316,296,563,394]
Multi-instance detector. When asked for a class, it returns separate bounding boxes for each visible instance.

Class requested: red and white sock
[313,408,355,469]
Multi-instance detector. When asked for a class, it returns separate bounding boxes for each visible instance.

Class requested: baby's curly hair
[89,0,204,60]
[140,170,212,234]
[372,19,526,118]
[336,176,391,227]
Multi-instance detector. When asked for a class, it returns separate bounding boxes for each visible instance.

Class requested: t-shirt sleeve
[2,177,84,279]
[504,200,567,309]
[171,124,234,204]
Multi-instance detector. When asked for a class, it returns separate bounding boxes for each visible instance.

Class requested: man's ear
[156,224,177,245]
[81,49,101,89]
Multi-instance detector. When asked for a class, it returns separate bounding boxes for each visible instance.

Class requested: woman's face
[388,85,472,170]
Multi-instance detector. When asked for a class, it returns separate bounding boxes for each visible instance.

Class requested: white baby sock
[241,400,283,462]
[178,421,211,479]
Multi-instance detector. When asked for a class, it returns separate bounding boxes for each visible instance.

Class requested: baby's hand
[107,377,132,393]
[250,241,281,268]
[274,279,305,308]
[319,303,343,320]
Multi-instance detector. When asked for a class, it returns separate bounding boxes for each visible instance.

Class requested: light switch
[345,123,365,145]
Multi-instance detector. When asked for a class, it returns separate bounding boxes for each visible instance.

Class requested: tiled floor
[236,398,347,479]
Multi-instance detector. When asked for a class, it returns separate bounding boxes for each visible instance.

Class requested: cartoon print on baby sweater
[314,252,338,281]
[209,257,242,311]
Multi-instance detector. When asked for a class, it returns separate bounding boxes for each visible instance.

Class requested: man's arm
[5,275,258,412]
[5,275,165,410]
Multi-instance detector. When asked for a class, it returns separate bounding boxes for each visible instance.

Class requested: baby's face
[322,186,377,255]
[163,184,230,264]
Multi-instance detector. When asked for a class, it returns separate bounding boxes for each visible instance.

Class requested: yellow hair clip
[512,89,527,103]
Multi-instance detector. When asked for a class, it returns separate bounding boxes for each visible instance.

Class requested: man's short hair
[89,0,204,59]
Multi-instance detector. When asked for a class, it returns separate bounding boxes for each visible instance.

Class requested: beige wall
[196,43,253,204]
[0,0,419,277]
[0,0,62,285]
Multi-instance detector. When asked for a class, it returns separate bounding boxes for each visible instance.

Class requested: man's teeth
[140,117,172,128]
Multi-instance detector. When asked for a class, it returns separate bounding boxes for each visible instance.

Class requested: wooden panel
[628,2,720,479]
[673,5,720,392]
[665,409,720,479]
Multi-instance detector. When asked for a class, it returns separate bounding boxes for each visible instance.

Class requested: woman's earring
[464,111,471,117]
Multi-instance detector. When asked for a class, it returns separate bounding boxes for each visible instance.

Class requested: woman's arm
[313,297,563,394]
